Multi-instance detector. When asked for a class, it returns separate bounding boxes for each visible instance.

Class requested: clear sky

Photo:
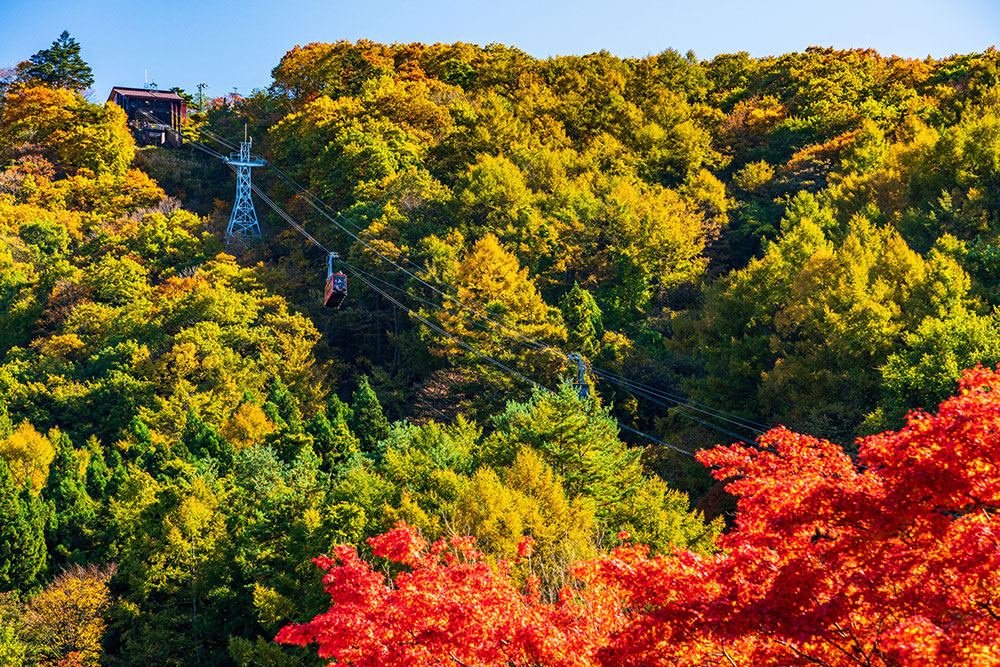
[2,0,999,101]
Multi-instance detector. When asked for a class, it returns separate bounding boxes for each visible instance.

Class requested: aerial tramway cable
[184,131,761,455]
[344,259,761,444]
[590,369,764,440]
[335,263,570,358]
[241,147,772,436]
[342,264,549,391]
[339,265,699,458]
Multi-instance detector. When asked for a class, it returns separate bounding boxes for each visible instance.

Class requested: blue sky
[1,0,998,101]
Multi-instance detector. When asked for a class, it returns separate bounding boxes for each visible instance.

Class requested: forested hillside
[2,36,1000,665]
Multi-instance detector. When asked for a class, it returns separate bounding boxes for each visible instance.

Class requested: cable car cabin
[325,272,347,308]
[107,86,187,147]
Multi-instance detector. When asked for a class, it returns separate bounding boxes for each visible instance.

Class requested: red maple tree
[280,367,1000,666]
[276,525,623,666]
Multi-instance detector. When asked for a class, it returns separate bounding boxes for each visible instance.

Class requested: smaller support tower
[224,132,266,246]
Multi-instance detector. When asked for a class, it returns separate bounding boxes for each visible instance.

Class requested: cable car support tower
[223,127,266,246]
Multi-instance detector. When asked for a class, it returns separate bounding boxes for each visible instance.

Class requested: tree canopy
[5,36,1000,666]
[20,31,94,92]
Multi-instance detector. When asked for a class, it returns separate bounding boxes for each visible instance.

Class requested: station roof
[107,86,185,103]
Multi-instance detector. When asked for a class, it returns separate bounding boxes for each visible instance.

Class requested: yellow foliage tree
[222,402,276,450]
[450,449,597,599]
[0,422,55,494]
[431,233,566,385]
[24,564,116,667]
[0,86,135,177]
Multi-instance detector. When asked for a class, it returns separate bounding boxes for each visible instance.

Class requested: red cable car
[325,252,347,308]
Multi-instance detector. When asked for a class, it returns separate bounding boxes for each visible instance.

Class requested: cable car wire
[590,370,760,445]
[199,134,763,442]
[589,368,765,438]
[342,265,697,458]
[183,132,753,452]
[340,262,758,442]
[246,151,772,435]
[337,261,567,361]
[589,368,769,432]
[189,135,762,444]
[258,159,561,355]
[343,265,547,391]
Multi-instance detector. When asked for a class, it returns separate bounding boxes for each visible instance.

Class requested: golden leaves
[0,421,55,494]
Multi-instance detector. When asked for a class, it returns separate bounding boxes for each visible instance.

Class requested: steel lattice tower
[224,138,266,245]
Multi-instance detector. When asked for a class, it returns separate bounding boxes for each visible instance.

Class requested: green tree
[266,378,303,434]
[560,282,603,356]
[305,403,359,468]
[602,249,651,327]
[380,418,476,536]
[0,461,46,591]
[0,403,12,442]
[43,430,99,571]
[111,467,227,665]
[483,385,642,509]
[349,377,390,460]
[86,255,149,306]
[182,411,234,468]
[21,31,94,91]
[84,437,110,499]
[0,593,32,667]
[868,309,1000,431]
[451,154,534,237]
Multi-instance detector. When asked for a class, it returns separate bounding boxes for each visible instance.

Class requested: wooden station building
[107,86,187,147]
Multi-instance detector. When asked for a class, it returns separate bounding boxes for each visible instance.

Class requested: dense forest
[2,32,1000,665]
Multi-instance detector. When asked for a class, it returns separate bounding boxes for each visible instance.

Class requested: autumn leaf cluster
[285,366,1000,667]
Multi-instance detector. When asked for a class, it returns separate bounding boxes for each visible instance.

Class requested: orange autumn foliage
[25,565,116,667]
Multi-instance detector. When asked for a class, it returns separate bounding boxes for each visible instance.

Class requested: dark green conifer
[350,377,390,461]
[561,282,604,356]
[0,403,11,440]
[22,30,94,91]
[127,416,168,475]
[182,410,234,467]
[84,436,110,499]
[306,405,360,469]
[104,450,128,497]
[267,378,303,433]
[43,430,97,570]
[0,462,46,591]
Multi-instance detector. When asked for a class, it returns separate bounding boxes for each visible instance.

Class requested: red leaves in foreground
[280,367,1000,666]
[276,523,621,667]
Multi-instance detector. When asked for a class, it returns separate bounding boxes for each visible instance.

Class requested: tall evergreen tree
[0,461,46,591]
[22,31,94,91]
[560,282,604,356]
[84,437,110,500]
[267,378,303,433]
[182,410,233,467]
[350,377,390,461]
[306,405,360,469]
[43,430,98,570]
[0,403,11,440]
